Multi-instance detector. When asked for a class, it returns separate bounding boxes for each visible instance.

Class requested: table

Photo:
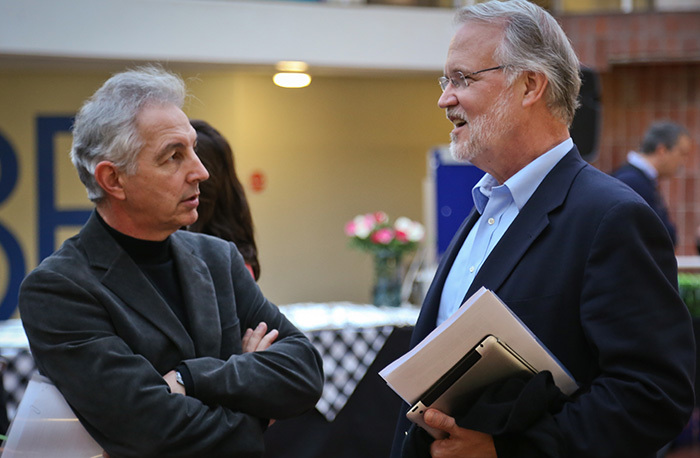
[265,302,418,458]
[678,256,700,271]
[278,302,418,422]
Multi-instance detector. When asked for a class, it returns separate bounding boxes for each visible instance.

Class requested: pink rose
[372,211,388,224]
[395,230,409,243]
[344,220,357,237]
[371,228,394,244]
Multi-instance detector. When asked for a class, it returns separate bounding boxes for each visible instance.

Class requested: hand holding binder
[379,288,578,437]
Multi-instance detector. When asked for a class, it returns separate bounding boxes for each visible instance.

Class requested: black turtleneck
[96,212,190,333]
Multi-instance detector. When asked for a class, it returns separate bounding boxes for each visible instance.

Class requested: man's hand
[163,370,186,395]
[424,408,497,458]
[242,322,279,426]
[242,322,279,353]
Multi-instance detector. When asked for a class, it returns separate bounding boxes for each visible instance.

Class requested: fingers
[243,322,267,352]
[424,408,457,435]
[258,329,279,350]
[425,410,497,458]
[242,322,279,353]
[241,327,254,350]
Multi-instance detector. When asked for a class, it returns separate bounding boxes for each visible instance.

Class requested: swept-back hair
[70,65,186,202]
[455,0,581,126]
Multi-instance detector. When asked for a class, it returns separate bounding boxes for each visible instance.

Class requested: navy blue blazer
[613,162,677,245]
[392,147,695,457]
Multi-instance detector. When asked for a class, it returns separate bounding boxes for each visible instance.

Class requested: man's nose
[438,87,457,109]
[189,153,210,183]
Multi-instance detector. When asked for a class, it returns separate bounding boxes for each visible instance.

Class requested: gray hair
[640,121,690,154]
[455,0,581,126]
[70,65,187,202]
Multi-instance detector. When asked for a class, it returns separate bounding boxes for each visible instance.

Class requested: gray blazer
[19,212,324,458]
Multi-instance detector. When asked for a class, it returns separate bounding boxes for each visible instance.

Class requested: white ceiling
[0,0,456,75]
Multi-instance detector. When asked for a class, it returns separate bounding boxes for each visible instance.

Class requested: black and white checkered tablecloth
[308,325,394,421]
[280,302,419,422]
[2,348,37,419]
[0,319,37,420]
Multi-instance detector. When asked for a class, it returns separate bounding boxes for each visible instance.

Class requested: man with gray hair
[613,120,694,246]
[392,1,694,457]
[19,65,323,457]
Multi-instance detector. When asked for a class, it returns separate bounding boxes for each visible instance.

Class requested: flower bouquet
[344,212,425,306]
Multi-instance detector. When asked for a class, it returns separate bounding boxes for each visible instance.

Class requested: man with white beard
[390,1,695,457]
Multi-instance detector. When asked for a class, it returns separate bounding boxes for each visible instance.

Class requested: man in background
[19,65,323,457]
[613,120,693,246]
[391,1,695,457]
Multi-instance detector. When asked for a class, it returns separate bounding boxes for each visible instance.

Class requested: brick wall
[561,12,700,254]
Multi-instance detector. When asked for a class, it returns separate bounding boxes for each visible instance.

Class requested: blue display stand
[430,147,485,258]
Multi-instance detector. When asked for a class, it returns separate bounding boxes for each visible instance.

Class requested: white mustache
[446,109,468,124]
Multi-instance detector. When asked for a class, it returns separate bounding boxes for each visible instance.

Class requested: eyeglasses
[438,66,503,92]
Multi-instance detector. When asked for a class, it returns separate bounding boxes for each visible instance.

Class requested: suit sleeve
[181,243,325,420]
[507,200,695,457]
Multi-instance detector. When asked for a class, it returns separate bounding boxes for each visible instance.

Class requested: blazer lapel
[464,147,587,300]
[171,234,222,358]
[81,213,195,358]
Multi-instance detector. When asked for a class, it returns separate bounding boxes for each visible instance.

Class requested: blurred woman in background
[189,119,260,280]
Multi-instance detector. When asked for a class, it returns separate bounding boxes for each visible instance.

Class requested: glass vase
[372,250,403,307]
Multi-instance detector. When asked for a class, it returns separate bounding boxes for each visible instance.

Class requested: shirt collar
[627,151,658,180]
[472,138,573,213]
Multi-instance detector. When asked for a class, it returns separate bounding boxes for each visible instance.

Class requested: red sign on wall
[250,170,266,193]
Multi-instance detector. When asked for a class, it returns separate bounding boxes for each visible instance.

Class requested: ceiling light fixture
[273,61,312,89]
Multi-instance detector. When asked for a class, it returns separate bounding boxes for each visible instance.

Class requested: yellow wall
[0,68,449,311]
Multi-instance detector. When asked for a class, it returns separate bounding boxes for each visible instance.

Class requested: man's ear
[522,71,548,108]
[94,161,126,200]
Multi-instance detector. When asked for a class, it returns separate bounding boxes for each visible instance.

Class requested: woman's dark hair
[189,119,260,280]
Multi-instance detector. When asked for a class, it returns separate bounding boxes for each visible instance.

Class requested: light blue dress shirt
[436,138,574,326]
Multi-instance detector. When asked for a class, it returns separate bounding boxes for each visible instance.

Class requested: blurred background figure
[189,119,261,280]
[612,120,693,247]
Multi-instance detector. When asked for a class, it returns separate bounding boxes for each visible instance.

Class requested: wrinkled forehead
[445,21,505,74]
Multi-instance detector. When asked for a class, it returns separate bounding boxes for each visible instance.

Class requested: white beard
[449,90,513,164]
